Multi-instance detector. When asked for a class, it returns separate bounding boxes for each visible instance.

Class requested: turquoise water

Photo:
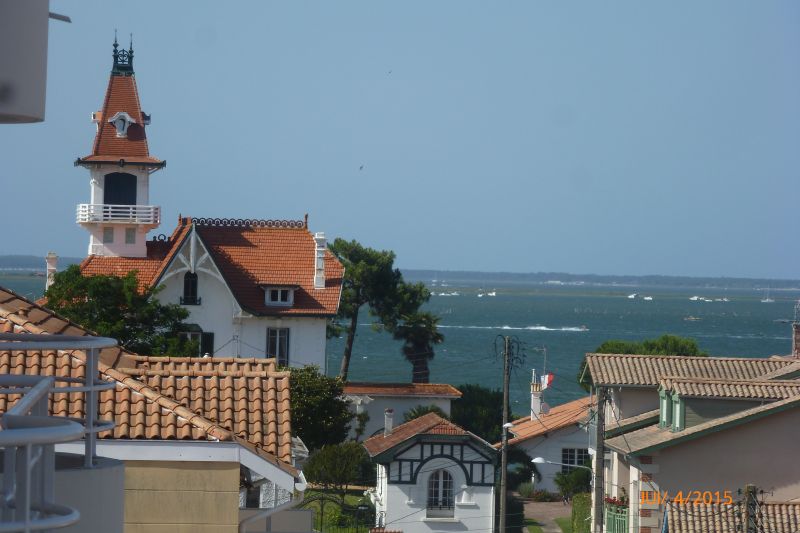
[4,273,796,415]
[326,283,799,414]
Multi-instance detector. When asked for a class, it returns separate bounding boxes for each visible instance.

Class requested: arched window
[181,272,200,305]
[427,469,454,518]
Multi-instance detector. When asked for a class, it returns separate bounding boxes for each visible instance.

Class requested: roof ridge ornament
[111,31,134,76]
[193,217,307,229]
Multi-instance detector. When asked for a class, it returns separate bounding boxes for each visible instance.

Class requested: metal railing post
[84,347,98,469]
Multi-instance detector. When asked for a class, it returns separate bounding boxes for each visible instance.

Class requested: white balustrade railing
[0,333,118,532]
[75,204,160,224]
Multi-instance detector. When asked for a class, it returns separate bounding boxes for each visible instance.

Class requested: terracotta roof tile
[77,73,162,166]
[585,353,793,387]
[0,286,295,473]
[363,413,470,457]
[79,219,192,292]
[193,220,343,316]
[343,382,461,398]
[666,501,800,533]
[500,396,593,447]
[78,217,343,316]
[662,377,800,400]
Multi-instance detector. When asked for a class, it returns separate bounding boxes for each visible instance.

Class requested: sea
[4,272,798,416]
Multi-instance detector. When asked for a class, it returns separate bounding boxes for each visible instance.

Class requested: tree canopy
[303,442,374,502]
[578,334,708,391]
[329,238,443,382]
[289,365,353,451]
[44,264,195,355]
[450,383,506,443]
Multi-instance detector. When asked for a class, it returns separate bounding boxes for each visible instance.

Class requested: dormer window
[107,111,136,138]
[264,287,294,306]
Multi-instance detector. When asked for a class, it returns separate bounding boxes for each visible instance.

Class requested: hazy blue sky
[2,2,799,278]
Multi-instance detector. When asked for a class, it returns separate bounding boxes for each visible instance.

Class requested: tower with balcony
[75,37,165,257]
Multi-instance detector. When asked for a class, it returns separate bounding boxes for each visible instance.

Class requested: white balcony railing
[0,333,117,532]
[76,204,160,225]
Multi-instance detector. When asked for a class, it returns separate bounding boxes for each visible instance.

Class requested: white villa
[363,411,497,533]
[70,38,342,369]
[501,376,593,493]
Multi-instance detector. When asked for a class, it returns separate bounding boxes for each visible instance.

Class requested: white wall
[380,456,494,533]
[512,424,591,493]
[156,254,327,369]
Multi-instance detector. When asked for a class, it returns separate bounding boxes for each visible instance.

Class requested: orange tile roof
[76,72,163,166]
[500,396,594,447]
[78,217,343,317]
[343,382,461,398]
[661,377,800,400]
[0,286,295,473]
[584,353,793,387]
[192,219,343,316]
[666,501,800,533]
[363,413,471,457]
[79,219,192,293]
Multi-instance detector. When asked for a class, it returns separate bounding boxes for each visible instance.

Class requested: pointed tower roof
[75,36,164,168]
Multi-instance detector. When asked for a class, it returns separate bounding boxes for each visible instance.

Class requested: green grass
[524,518,545,533]
[555,516,573,533]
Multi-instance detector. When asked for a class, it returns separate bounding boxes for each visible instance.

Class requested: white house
[71,40,343,369]
[363,411,497,533]
[343,382,462,439]
[501,377,593,493]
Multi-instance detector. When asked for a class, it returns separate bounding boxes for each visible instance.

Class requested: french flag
[540,373,554,390]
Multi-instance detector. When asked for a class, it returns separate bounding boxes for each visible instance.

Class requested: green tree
[289,366,353,451]
[578,334,707,391]
[403,404,449,423]
[303,442,374,503]
[44,265,195,355]
[393,312,444,383]
[329,238,438,381]
[451,384,506,443]
[554,464,592,500]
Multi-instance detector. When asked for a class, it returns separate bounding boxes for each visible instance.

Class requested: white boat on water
[689,296,700,301]
[643,296,653,301]
[761,288,775,303]
[627,293,637,299]
[487,290,497,297]
[477,292,485,298]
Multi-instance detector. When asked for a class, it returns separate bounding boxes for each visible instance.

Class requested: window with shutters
[181,272,200,305]
[180,328,214,356]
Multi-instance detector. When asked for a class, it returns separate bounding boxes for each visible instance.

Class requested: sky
[1,2,799,279]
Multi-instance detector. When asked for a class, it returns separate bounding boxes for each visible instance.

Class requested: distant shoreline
[1,255,797,291]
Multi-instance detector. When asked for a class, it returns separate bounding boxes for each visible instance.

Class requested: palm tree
[393,312,444,383]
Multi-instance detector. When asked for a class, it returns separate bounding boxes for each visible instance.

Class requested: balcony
[76,204,160,225]
[180,296,202,306]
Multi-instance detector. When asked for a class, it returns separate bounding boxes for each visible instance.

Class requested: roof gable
[363,413,495,461]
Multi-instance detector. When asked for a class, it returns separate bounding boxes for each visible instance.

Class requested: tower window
[102,227,114,243]
[267,328,290,366]
[103,172,137,206]
[125,228,136,244]
[427,469,454,518]
[181,272,200,305]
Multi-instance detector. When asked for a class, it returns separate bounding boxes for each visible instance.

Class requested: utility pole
[743,484,758,533]
[499,335,511,533]
[593,387,606,533]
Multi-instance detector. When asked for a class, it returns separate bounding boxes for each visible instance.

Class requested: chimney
[793,323,800,358]
[531,369,543,420]
[313,232,326,289]
[384,408,394,437]
[45,252,58,291]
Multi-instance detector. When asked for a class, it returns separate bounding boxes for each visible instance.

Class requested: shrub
[571,493,592,533]
[517,481,535,499]
[531,489,561,502]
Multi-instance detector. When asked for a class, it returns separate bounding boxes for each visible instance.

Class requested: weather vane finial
[111,30,134,76]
